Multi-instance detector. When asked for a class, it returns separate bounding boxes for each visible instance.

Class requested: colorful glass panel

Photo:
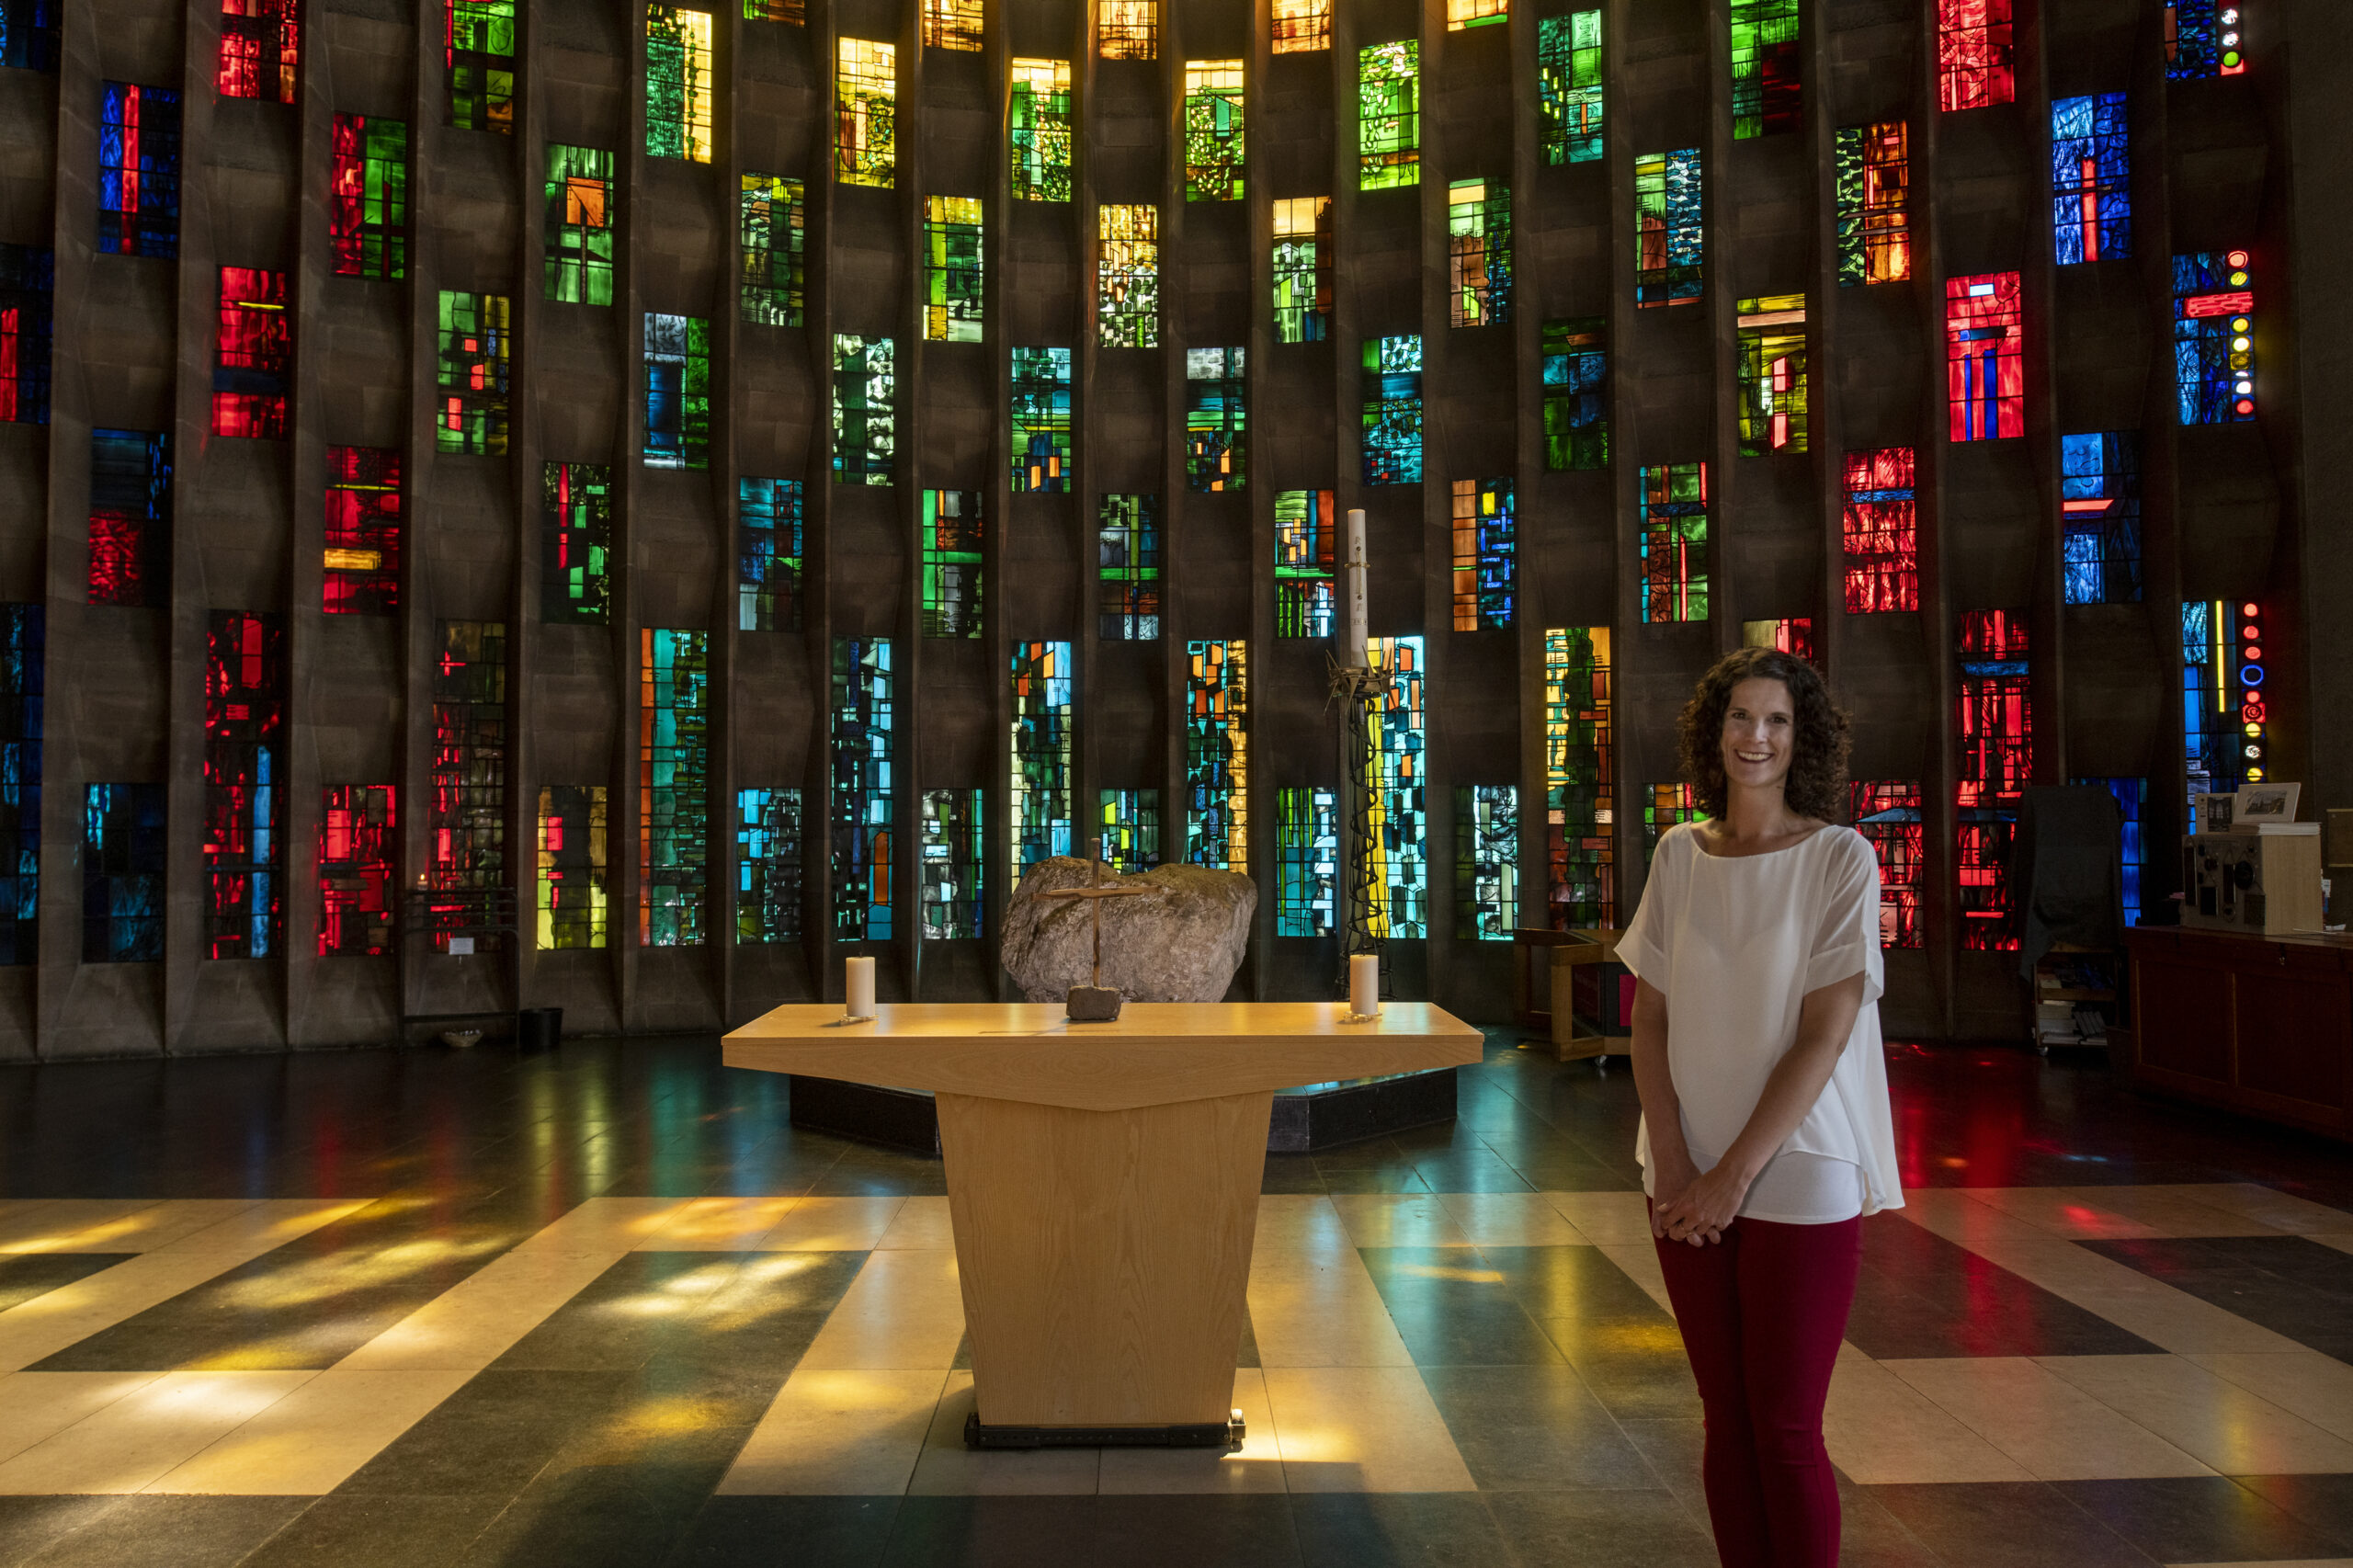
[1538,11,1603,165]
[324,446,402,616]
[1185,347,1245,492]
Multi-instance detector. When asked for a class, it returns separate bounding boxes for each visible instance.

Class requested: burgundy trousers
[1652,1210,1863,1568]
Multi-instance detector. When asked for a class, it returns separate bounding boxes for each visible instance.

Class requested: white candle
[1344,507,1369,670]
[845,955,876,1018]
[1349,953,1380,1018]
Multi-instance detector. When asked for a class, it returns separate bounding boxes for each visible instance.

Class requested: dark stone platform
[787,1068,1458,1155]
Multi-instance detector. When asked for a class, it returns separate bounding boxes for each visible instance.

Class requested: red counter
[2122,926,2353,1142]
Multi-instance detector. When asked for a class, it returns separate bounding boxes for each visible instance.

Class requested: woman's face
[1720,676,1798,797]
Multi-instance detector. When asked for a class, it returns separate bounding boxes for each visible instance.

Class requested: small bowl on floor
[440,1028,483,1050]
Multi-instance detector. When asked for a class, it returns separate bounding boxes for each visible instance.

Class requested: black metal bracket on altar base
[963,1410,1246,1451]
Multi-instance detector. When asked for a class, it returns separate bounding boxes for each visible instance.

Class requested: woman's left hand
[1656,1161,1751,1245]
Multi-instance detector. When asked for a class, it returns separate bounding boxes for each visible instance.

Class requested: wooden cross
[1039,861,1150,989]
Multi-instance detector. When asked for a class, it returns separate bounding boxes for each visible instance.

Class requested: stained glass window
[1641,782,1702,866]
[1273,0,1329,53]
[1851,780,1922,948]
[741,174,805,326]
[1541,318,1608,472]
[212,267,290,439]
[1635,149,1702,307]
[1,1,59,70]
[924,196,983,342]
[2166,1,2245,79]
[536,785,609,949]
[0,244,52,425]
[1947,272,2022,441]
[1362,334,1422,485]
[319,785,395,957]
[745,0,803,22]
[2052,95,2130,266]
[1957,608,2029,949]
[1449,0,1506,28]
[1543,627,1613,929]
[832,333,894,484]
[739,477,802,632]
[1358,41,1420,190]
[98,83,181,258]
[833,637,893,940]
[426,620,505,951]
[1451,478,1513,631]
[671,29,780,157]
[1186,641,1247,873]
[1185,347,1245,492]
[1842,448,1917,614]
[1448,179,1511,327]
[546,144,615,304]
[1184,60,1245,201]
[1097,204,1159,347]
[1836,122,1910,286]
[1938,0,2013,111]
[1272,197,1331,344]
[2174,250,2256,425]
[0,605,40,965]
[1456,785,1517,938]
[88,428,170,608]
[1099,789,1160,872]
[1010,641,1073,884]
[1276,489,1336,638]
[330,114,407,279]
[924,0,982,51]
[1735,294,1806,457]
[1731,0,1799,139]
[2072,775,2147,925]
[836,39,895,187]
[642,629,709,946]
[1098,1,1154,60]
[919,790,983,939]
[1538,11,1603,165]
[922,490,983,639]
[1275,788,1336,936]
[2183,598,2265,801]
[2061,432,2142,605]
[1098,494,1160,641]
[736,787,802,943]
[447,1,516,133]
[438,290,511,455]
[1639,462,1709,623]
[84,784,165,962]
[543,462,611,623]
[204,612,284,960]
[1743,618,1815,660]
[1369,635,1425,938]
[324,446,401,616]
[220,0,299,102]
[1010,60,1073,201]
[645,312,711,469]
[1011,347,1073,492]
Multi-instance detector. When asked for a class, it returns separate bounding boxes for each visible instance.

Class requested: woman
[1617,645,1903,1568]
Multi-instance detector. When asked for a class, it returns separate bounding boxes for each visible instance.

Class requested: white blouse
[1617,822,1905,1224]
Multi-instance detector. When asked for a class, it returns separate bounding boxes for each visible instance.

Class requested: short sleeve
[1615,827,1677,990]
[1804,829,1885,1004]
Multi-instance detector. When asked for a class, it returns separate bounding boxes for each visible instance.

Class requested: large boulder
[1001,858,1256,1004]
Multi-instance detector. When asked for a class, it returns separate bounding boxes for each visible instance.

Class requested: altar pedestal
[723,1001,1483,1445]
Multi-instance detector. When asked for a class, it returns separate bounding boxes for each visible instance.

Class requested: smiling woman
[1620,644,1901,1568]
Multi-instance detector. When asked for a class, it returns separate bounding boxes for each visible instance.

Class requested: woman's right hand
[1648,1148,1706,1239]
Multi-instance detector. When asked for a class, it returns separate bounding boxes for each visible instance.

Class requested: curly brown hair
[1676,646,1853,822]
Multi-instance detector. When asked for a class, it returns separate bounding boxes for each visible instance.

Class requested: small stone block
[1065,985,1124,1022]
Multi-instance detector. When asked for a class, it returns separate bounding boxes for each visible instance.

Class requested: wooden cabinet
[2123,927,2353,1141]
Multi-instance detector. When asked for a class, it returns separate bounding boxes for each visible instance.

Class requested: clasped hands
[1650,1151,1748,1246]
